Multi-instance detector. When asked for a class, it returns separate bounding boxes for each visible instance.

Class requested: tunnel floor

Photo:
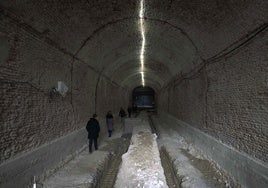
[41,112,238,188]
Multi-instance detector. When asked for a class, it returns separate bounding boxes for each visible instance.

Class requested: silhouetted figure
[119,107,126,129]
[86,114,100,153]
[133,104,138,114]
[127,106,132,118]
[106,111,114,137]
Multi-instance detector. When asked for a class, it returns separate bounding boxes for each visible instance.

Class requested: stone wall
[0,27,96,164]
[0,5,127,165]
[96,77,129,119]
[0,5,129,187]
[158,28,268,163]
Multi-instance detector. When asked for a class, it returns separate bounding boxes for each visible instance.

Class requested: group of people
[86,107,132,154]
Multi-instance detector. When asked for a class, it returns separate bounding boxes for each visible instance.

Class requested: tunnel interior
[0,0,267,187]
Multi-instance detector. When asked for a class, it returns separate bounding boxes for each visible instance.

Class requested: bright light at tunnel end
[139,0,146,87]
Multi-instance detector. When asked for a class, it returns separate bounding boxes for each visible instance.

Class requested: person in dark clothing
[86,114,100,153]
[133,104,138,114]
[127,106,132,118]
[119,107,126,129]
[106,111,114,137]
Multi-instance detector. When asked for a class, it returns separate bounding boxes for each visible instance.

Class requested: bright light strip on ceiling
[139,0,145,86]
[141,72,145,86]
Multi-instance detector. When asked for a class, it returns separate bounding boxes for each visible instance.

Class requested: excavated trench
[148,114,183,188]
[148,113,239,188]
[159,147,183,188]
[95,113,182,188]
[40,112,238,188]
[96,134,132,188]
[92,112,235,188]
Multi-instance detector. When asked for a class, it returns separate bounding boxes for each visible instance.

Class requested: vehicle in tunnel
[132,86,155,110]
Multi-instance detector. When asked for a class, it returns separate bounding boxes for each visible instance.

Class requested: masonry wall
[0,30,92,165]
[96,77,129,120]
[158,29,268,163]
[0,9,127,166]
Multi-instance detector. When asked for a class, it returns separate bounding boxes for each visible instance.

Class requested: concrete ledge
[0,128,87,188]
[158,112,268,188]
[115,118,168,187]
[42,150,110,188]
[161,147,212,188]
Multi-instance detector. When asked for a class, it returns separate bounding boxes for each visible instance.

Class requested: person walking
[119,107,126,129]
[86,114,100,153]
[127,106,132,118]
[106,111,114,137]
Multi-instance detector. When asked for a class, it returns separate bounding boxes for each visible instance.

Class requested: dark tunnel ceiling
[0,0,267,91]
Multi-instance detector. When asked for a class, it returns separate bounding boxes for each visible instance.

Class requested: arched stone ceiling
[120,71,164,90]
[110,58,170,88]
[76,18,202,89]
[1,0,266,90]
[121,73,162,92]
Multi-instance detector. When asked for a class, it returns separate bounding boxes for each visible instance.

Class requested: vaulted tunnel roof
[1,0,266,90]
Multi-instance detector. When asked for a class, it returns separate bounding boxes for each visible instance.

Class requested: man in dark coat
[127,106,132,118]
[119,107,126,129]
[86,114,100,153]
[106,111,114,137]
